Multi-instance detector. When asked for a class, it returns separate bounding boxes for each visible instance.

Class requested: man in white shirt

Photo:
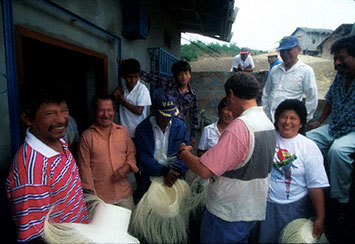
[113,59,152,138]
[262,36,318,122]
[231,47,255,72]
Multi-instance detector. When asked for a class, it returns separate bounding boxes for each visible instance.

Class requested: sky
[181,0,355,51]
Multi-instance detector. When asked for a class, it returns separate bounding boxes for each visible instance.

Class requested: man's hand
[178,143,193,154]
[111,165,129,182]
[113,86,124,104]
[164,169,180,187]
[312,217,324,238]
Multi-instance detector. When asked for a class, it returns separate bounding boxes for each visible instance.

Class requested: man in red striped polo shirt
[6,81,89,243]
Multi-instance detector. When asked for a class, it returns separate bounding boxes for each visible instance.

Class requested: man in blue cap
[262,36,318,122]
[134,93,190,201]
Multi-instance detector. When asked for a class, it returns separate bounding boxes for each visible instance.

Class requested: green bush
[181,42,264,61]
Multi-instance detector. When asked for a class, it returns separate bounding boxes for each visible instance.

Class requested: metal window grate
[147,48,178,97]
[148,48,178,77]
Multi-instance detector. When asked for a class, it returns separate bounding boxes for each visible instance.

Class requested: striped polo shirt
[6,129,89,243]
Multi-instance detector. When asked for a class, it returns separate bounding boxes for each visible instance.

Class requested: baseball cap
[277,36,299,51]
[240,47,249,54]
[153,93,179,118]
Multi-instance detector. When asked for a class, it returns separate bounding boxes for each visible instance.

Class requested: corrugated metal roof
[166,0,237,42]
[292,27,333,35]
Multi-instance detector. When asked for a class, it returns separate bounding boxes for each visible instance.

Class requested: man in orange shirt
[77,95,138,210]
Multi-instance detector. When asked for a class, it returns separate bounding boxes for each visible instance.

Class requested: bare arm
[178,143,214,179]
[113,86,144,115]
[308,102,331,130]
[243,64,254,72]
[309,188,325,238]
[197,149,207,157]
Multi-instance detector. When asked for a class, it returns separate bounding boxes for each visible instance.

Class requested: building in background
[317,23,354,59]
[291,27,333,56]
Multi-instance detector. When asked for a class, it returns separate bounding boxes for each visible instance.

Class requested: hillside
[190,54,336,98]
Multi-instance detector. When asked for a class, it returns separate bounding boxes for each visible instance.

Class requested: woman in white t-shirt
[197,97,233,157]
[258,99,329,243]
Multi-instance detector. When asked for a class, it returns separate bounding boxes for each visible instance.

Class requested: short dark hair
[90,94,115,114]
[172,60,191,77]
[20,81,68,122]
[120,58,141,77]
[217,97,227,110]
[330,35,355,57]
[224,72,259,99]
[274,99,307,135]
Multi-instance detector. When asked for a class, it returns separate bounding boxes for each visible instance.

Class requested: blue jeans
[200,207,256,243]
[307,125,355,203]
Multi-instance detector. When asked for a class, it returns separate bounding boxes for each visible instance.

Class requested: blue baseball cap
[153,93,179,118]
[277,36,299,51]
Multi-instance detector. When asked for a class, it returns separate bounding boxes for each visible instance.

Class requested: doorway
[15,26,108,134]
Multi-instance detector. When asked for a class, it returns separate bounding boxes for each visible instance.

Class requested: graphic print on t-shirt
[271,147,297,199]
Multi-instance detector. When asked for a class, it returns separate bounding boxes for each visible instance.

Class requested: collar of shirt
[122,80,142,95]
[279,59,304,72]
[25,128,61,157]
[89,122,122,137]
[150,116,172,166]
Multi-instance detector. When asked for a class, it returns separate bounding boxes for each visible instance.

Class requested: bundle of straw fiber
[42,194,139,244]
[278,218,328,243]
[186,174,208,217]
[130,177,191,244]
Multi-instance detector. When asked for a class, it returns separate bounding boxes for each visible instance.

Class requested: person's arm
[308,188,325,238]
[261,75,272,118]
[243,64,254,72]
[178,143,214,179]
[197,149,207,157]
[308,102,331,130]
[8,183,51,242]
[303,69,318,122]
[113,86,144,115]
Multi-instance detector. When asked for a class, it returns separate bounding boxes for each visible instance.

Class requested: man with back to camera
[6,81,89,243]
[178,72,276,243]
[231,47,255,72]
[262,36,318,122]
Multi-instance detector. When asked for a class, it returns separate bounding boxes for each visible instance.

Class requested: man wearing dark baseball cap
[262,35,318,123]
[134,93,190,201]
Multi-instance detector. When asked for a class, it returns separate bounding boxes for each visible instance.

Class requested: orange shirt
[77,123,138,203]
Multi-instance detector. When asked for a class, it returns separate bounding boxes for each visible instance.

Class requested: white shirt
[261,60,318,122]
[198,121,220,151]
[268,132,329,204]
[150,116,172,166]
[231,54,255,71]
[120,80,152,137]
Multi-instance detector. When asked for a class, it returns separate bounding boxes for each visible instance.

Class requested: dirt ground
[190,54,336,98]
